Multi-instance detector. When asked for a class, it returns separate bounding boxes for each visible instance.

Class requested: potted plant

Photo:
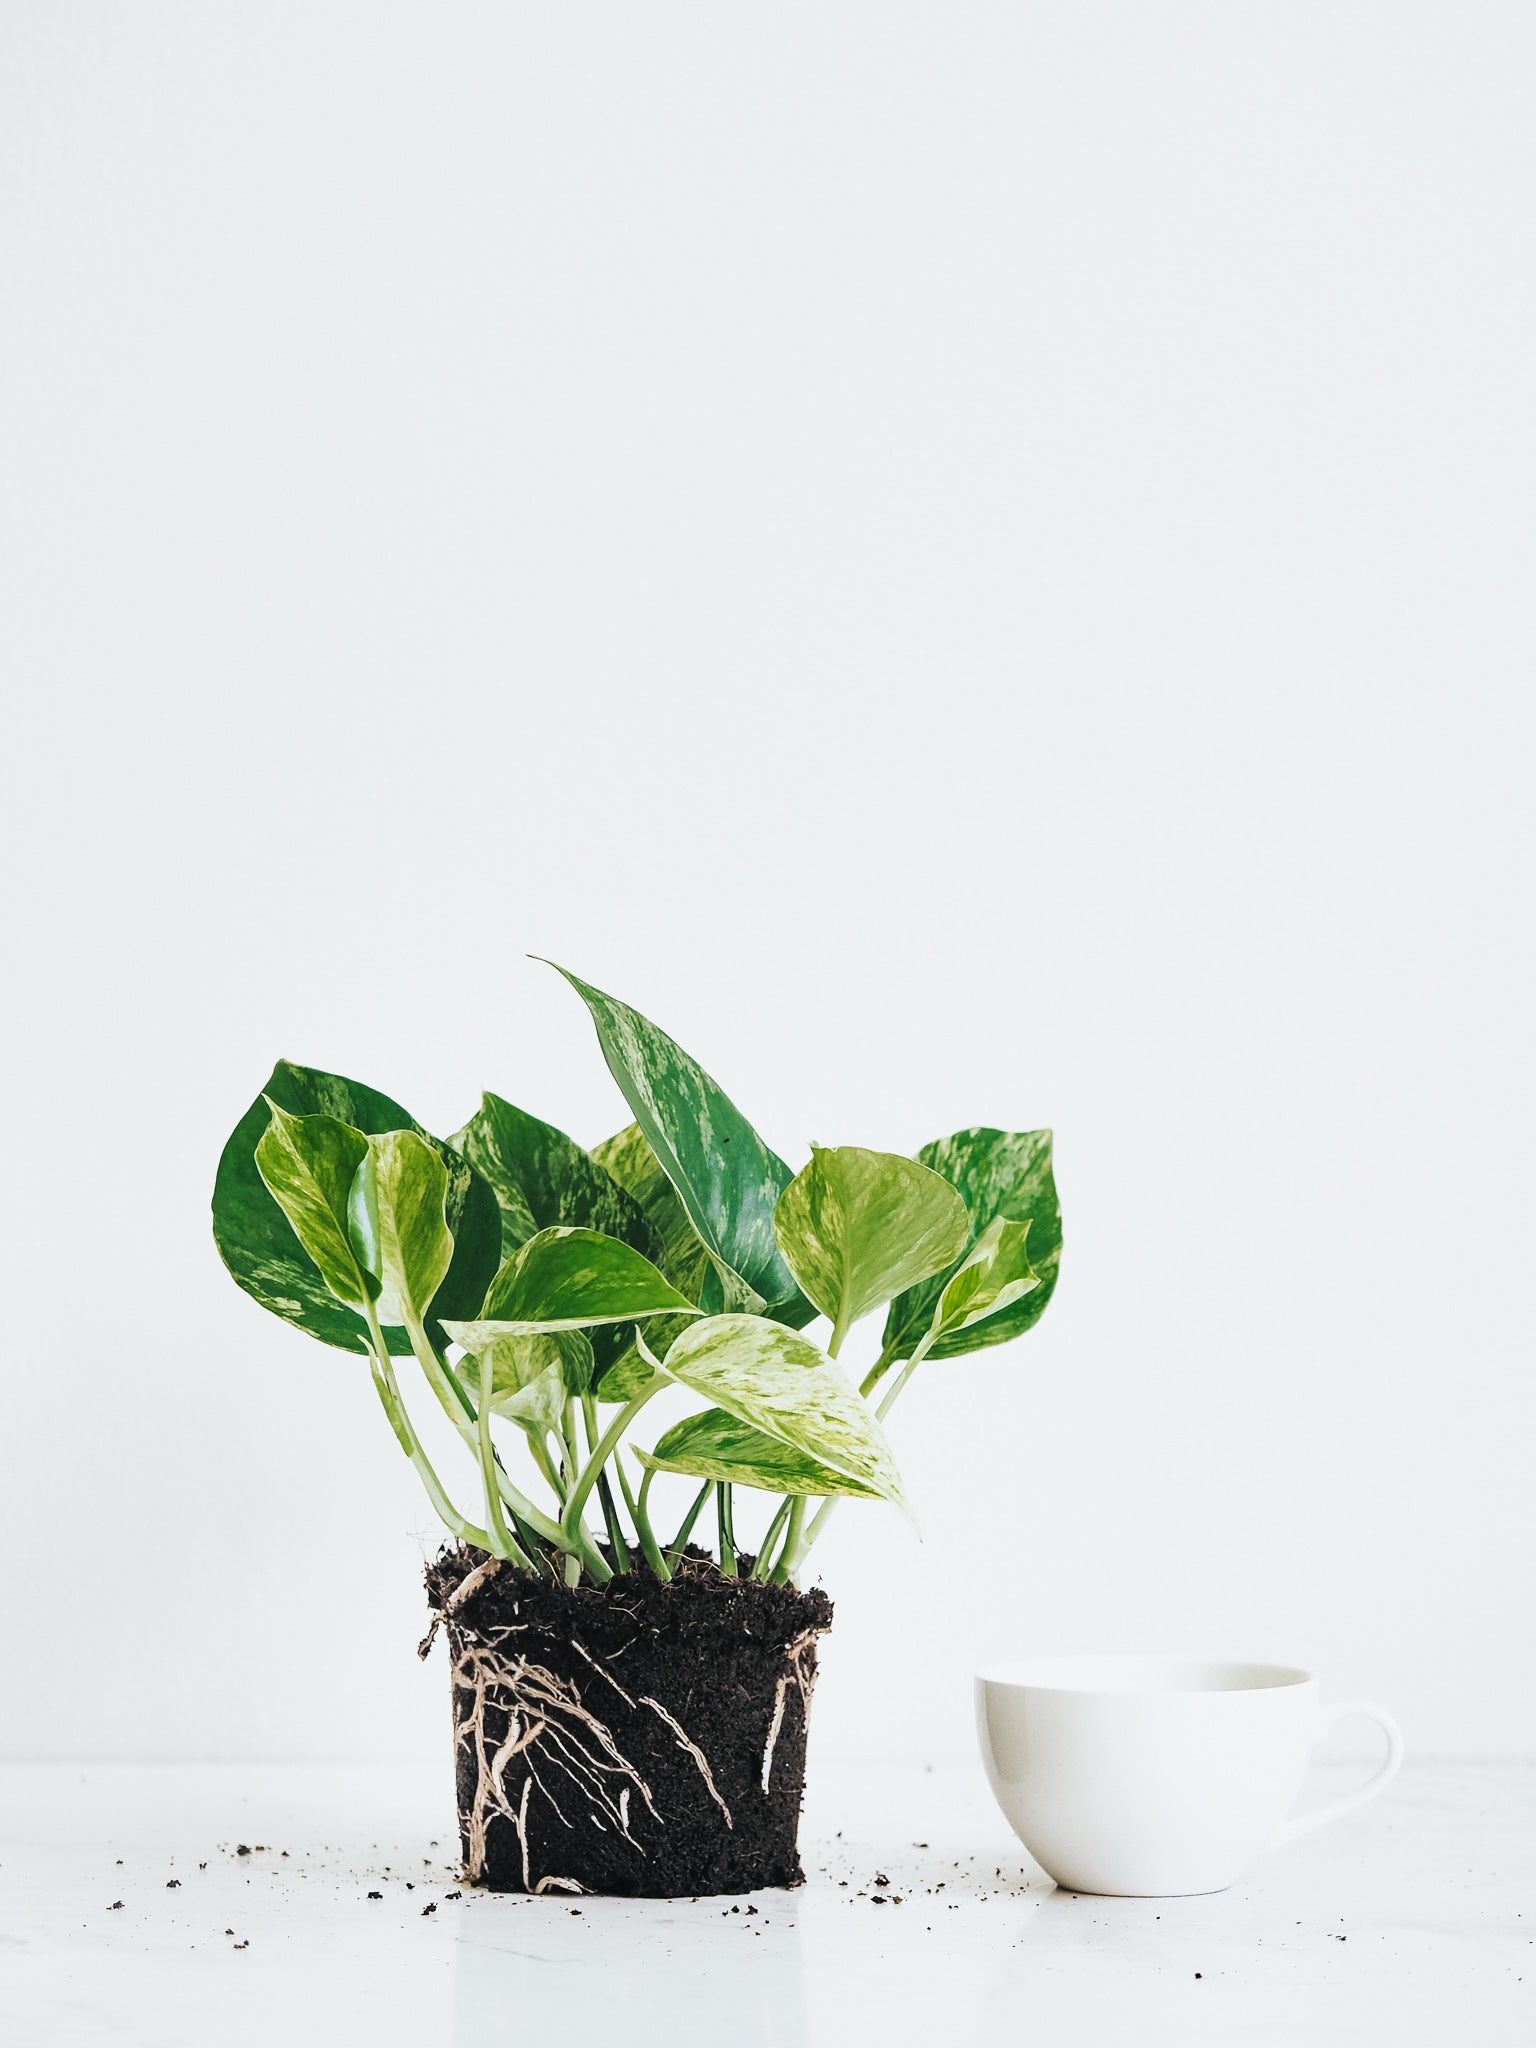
[211,963,1061,1897]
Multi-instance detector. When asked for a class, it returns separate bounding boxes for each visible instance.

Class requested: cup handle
[1269,1699,1404,1849]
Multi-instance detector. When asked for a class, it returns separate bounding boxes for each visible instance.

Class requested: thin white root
[761,1627,824,1796]
[640,1696,734,1829]
[447,1556,503,1613]
[451,1622,659,1889]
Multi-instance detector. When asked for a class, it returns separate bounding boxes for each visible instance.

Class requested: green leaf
[213,1060,501,1354]
[451,1093,666,1377]
[774,1144,970,1340]
[636,1407,883,1498]
[444,1226,697,1340]
[489,1358,567,1438]
[544,964,808,1319]
[350,1130,455,1328]
[589,1121,712,1399]
[881,1128,1062,1363]
[933,1217,1039,1339]
[253,1103,374,1309]
[452,1327,576,1435]
[657,1314,908,1511]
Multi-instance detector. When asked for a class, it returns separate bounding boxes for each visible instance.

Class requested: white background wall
[2,3,1530,1767]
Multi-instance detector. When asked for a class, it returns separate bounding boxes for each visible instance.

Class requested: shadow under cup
[975,1655,1402,1898]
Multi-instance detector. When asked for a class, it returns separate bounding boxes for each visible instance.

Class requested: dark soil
[424,1547,832,1899]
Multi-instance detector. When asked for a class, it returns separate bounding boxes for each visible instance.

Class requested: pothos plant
[212,964,1062,1587]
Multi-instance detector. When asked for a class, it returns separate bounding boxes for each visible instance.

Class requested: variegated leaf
[882,1128,1062,1362]
[657,1314,908,1511]
[213,1061,501,1355]
[451,1093,664,1376]
[452,1325,590,1421]
[545,964,809,1319]
[636,1407,883,1497]
[933,1216,1039,1339]
[774,1143,970,1341]
[349,1130,455,1329]
[444,1225,696,1341]
[589,1121,710,1399]
[253,1103,374,1310]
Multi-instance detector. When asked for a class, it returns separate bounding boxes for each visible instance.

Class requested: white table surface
[1,1759,1530,2045]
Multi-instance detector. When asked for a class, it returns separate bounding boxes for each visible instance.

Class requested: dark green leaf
[213,1061,501,1354]
[881,1128,1062,1363]
[451,1093,665,1376]
[544,964,808,1318]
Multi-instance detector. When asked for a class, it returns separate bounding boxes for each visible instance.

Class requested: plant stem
[717,1482,737,1577]
[751,1497,793,1580]
[629,1462,671,1581]
[771,1497,808,1584]
[475,1352,532,1567]
[393,1313,609,1580]
[859,1338,902,1400]
[582,1393,632,1572]
[561,1385,662,1551]
[366,1350,492,1550]
[667,1479,712,1564]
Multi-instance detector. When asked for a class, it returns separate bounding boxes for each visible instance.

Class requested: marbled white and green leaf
[545,964,808,1319]
[213,1061,501,1355]
[882,1128,1062,1363]
[636,1407,884,1498]
[657,1314,908,1511]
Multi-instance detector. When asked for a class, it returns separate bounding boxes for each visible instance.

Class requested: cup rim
[975,1653,1315,1696]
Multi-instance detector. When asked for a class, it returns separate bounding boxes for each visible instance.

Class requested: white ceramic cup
[975,1654,1403,1896]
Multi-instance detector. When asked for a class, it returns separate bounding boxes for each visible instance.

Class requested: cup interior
[976,1654,1311,1695]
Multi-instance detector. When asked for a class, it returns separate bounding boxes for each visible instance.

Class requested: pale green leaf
[544,964,810,1320]
[933,1217,1039,1339]
[349,1130,456,1329]
[657,1314,908,1511]
[253,1103,374,1310]
[636,1407,883,1497]
[444,1225,696,1340]
[774,1143,970,1339]
[451,1326,590,1421]
[882,1128,1062,1363]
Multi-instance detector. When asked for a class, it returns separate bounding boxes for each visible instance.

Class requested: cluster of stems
[358,1302,929,1590]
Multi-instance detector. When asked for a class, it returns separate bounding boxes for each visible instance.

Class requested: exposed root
[640,1695,733,1829]
[451,1625,660,1888]
[762,1627,824,1796]
[447,1555,503,1613]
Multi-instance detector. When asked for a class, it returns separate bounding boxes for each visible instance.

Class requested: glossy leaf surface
[444,1226,695,1341]
[882,1128,1062,1363]
[213,1061,501,1354]
[452,1093,664,1375]
[774,1144,969,1339]
[589,1122,711,1398]
[253,1104,374,1310]
[658,1315,907,1510]
[546,964,806,1317]
[351,1130,455,1328]
[636,1407,883,1498]
[933,1217,1039,1339]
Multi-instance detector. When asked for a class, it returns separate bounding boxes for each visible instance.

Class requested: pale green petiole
[561,1384,663,1551]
